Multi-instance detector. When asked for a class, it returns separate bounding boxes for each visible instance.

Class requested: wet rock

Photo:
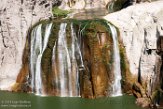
[81,75,94,99]
[132,82,146,97]
[136,97,150,108]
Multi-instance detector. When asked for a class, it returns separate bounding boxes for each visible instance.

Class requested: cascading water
[30,23,53,95]
[54,23,70,97]
[52,23,82,97]
[108,23,122,96]
[27,19,122,97]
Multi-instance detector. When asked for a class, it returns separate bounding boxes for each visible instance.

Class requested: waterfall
[29,20,122,97]
[57,23,68,97]
[70,23,84,96]
[52,23,81,97]
[30,23,52,95]
[109,24,122,96]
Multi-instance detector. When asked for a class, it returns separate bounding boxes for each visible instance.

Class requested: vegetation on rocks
[52,7,71,18]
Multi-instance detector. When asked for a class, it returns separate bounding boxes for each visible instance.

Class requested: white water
[30,23,52,95]
[70,23,83,96]
[52,23,82,97]
[30,21,122,97]
[109,24,122,96]
[52,23,69,97]
[58,23,68,96]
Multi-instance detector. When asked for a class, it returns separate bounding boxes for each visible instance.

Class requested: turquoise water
[0,91,144,109]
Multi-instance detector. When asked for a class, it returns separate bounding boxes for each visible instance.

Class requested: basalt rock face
[0,0,52,90]
[104,0,163,106]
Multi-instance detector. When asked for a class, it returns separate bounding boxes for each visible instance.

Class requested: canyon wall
[0,0,163,102]
[104,0,163,97]
[0,0,52,90]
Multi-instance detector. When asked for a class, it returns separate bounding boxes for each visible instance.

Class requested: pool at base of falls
[0,91,144,109]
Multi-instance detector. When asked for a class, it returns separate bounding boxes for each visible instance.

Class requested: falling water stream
[108,23,122,96]
[29,20,122,97]
[30,23,53,95]
[52,23,84,97]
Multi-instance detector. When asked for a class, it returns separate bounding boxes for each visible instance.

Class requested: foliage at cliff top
[52,7,71,18]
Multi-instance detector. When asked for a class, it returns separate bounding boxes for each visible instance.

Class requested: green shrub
[52,7,71,18]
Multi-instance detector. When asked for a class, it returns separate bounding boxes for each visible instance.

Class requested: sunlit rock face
[106,0,159,13]
[104,0,163,100]
[57,0,158,13]
[59,0,110,10]
[0,0,52,90]
[13,19,128,98]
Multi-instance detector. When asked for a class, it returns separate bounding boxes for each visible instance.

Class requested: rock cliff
[58,0,158,11]
[0,0,52,90]
[104,0,163,106]
[1,0,163,106]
